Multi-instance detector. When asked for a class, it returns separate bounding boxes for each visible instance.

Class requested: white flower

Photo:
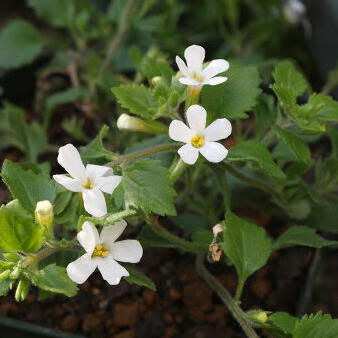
[53,144,121,217]
[169,105,232,165]
[67,221,143,285]
[176,45,229,87]
[283,0,306,24]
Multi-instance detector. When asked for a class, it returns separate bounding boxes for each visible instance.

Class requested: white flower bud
[247,310,268,324]
[35,200,54,228]
[117,114,145,131]
[283,0,306,24]
[212,223,224,237]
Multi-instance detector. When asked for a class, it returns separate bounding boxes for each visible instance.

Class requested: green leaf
[124,267,156,291]
[32,264,78,297]
[112,85,156,119]
[122,159,176,216]
[1,160,56,213]
[254,94,277,139]
[0,19,43,69]
[27,0,75,28]
[54,195,80,229]
[269,312,297,334]
[221,212,272,284]
[228,140,286,180]
[273,226,337,250]
[1,103,47,162]
[45,88,86,110]
[140,54,174,83]
[274,126,311,163]
[170,212,209,234]
[0,200,44,253]
[0,279,12,296]
[201,64,261,120]
[271,61,308,109]
[293,313,338,338]
[80,125,114,162]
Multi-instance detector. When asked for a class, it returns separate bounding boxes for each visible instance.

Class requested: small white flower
[169,105,232,165]
[53,144,121,217]
[283,0,306,24]
[67,221,143,285]
[176,45,229,87]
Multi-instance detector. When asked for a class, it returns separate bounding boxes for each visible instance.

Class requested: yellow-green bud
[151,76,162,85]
[10,266,20,280]
[15,278,30,302]
[247,310,268,324]
[35,200,54,228]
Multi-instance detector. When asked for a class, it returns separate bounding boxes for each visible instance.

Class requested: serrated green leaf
[124,267,156,291]
[0,279,12,296]
[293,313,338,338]
[0,200,44,253]
[221,212,272,284]
[228,140,286,180]
[141,55,174,83]
[112,85,156,119]
[80,125,114,163]
[201,64,261,120]
[31,264,78,297]
[1,160,56,213]
[122,159,176,216]
[273,226,337,250]
[271,61,308,109]
[269,312,297,334]
[274,126,311,163]
[0,19,43,69]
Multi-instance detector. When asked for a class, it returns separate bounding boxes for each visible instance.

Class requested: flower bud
[151,76,162,85]
[35,200,54,228]
[213,224,224,237]
[15,278,30,302]
[283,0,306,24]
[247,310,268,324]
[117,114,168,134]
[10,266,20,280]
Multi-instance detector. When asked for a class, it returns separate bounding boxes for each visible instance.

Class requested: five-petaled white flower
[176,45,229,87]
[67,221,143,285]
[169,105,232,165]
[53,144,121,217]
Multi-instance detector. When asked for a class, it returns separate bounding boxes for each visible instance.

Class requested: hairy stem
[110,143,179,167]
[146,216,205,253]
[219,162,277,196]
[196,254,259,338]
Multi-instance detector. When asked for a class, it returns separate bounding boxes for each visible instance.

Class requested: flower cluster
[53,44,231,285]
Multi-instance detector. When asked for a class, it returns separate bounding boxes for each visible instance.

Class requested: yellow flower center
[82,178,94,190]
[193,73,204,82]
[92,244,109,258]
[191,135,205,148]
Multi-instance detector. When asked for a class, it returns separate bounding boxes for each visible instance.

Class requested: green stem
[146,216,205,253]
[195,254,259,338]
[23,247,60,268]
[110,143,179,167]
[235,279,245,303]
[98,0,136,76]
[219,162,277,196]
[169,158,187,183]
[212,165,231,213]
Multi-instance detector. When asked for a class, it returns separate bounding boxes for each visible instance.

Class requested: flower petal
[97,257,129,285]
[96,176,122,194]
[111,240,143,263]
[77,221,100,254]
[200,142,228,163]
[184,45,205,74]
[178,144,199,165]
[85,164,111,179]
[204,118,232,142]
[66,253,97,284]
[202,76,228,86]
[169,120,192,143]
[175,56,190,77]
[100,220,128,246]
[186,104,206,132]
[202,59,229,79]
[179,77,201,86]
[53,175,82,192]
[57,144,86,179]
[82,188,107,217]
